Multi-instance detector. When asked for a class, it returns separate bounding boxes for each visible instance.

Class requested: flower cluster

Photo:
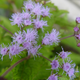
[48,49,76,80]
[10,0,50,30]
[74,18,80,47]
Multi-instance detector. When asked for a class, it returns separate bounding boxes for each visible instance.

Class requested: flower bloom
[10,13,22,27]
[76,17,80,23]
[77,43,80,47]
[48,74,58,80]
[23,29,38,42]
[0,47,8,56]
[63,62,71,72]
[74,27,79,32]
[12,31,23,44]
[67,68,75,78]
[33,18,47,30]
[51,60,59,70]
[41,6,50,17]
[75,34,80,40]
[59,51,70,59]
[42,29,60,45]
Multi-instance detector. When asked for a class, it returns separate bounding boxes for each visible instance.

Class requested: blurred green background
[0,0,80,80]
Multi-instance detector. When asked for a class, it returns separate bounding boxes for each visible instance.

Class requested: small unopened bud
[74,27,79,32]
[77,43,80,47]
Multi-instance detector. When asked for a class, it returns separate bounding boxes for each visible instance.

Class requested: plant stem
[60,34,74,40]
[0,25,13,35]
[1,55,31,77]
[36,54,52,62]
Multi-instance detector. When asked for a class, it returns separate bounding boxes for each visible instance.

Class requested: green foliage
[0,0,80,80]
[11,55,51,80]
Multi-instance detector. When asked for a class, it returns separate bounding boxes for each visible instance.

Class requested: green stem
[1,55,31,77]
[60,34,74,40]
[36,54,52,62]
[0,25,13,35]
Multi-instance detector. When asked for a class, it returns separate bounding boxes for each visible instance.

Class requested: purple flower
[23,29,38,42]
[22,11,31,19]
[24,19,32,26]
[23,0,34,11]
[0,47,8,56]
[63,62,71,72]
[74,27,79,32]
[28,45,40,56]
[51,60,59,70]
[67,68,75,78]
[77,43,80,47]
[76,17,80,23]
[41,6,50,17]
[48,74,58,80]
[9,44,23,55]
[33,18,47,30]
[12,31,23,44]
[42,29,60,45]
[23,41,32,50]
[10,13,22,27]
[32,3,42,15]
[75,34,80,40]
[59,51,70,59]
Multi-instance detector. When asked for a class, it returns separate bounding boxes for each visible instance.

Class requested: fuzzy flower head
[0,47,8,56]
[48,74,58,80]
[75,34,80,40]
[12,31,23,44]
[42,29,60,45]
[28,45,40,56]
[51,60,59,70]
[32,3,42,15]
[10,13,22,27]
[9,44,23,56]
[23,29,38,42]
[74,27,79,32]
[23,19,32,26]
[23,0,34,11]
[22,11,31,19]
[59,51,70,59]
[77,43,80,47]
[63,62,71,72]
[67,68,75,78]
[76,17,80,23]
[41,6,50,17]
[33,18,48,30]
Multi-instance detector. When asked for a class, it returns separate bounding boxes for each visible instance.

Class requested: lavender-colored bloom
[67,68,74,78]
[22,11,31,19]
[48,74,58,80]
[23,41,32,50]
[10,13,22,27]
[74,27,79,32]
[41,6,50,17]
[1,47,8,56]
[75,34,80,40]
[24,19,32,26]
[76,17,80,23]
[59,51,70,59]
[77,43,80,47]
[28,45,40,56]
[51,60,59,70]
[42,29,60,45]
[9,44,23,55]
[33,18,47,30]
[23,0,34,11]
[63,62,71,72]
[32,3,42,15]
[23,29,38,42]
[12,31,23,44]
